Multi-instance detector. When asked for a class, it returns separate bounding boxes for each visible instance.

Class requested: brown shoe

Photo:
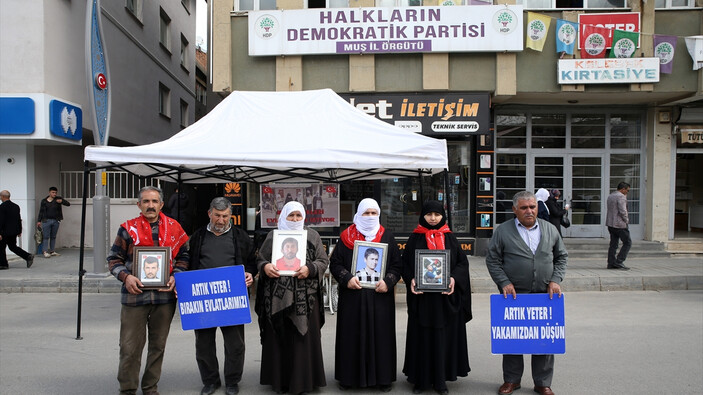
[533,386,554,395]
[498,382,521,394]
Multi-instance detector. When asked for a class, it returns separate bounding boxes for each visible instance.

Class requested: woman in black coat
[401,201,472,394]
[545,189,569,236]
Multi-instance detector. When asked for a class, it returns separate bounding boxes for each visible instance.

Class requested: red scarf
[413,223,451,250]
[122,212,188,272]
[340,224,385,249]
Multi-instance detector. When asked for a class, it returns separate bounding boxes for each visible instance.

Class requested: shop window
[495,153,527,224]
[571,114,605,149]
[126,0,143,22]
[159,83,171,118]
[655,0,694,7]
[160,8,171,52]
[535,157,564,190]
[610,114,641,149]
[610,153,640,225]
[196,81,207,105]
[496,114,527,149]
[517,0,626,8]
[236,0,276,10]
[532,114,566,149]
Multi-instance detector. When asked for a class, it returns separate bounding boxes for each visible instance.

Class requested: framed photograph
[351,241,388,289]
[414,249,450,293]
[133,246,171,290]
[271,229,308,276]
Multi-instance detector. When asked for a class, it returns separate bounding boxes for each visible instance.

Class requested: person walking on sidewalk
[606,182,632,270]
[0,190,34,269]
[37,186,70,258]
[107,186,189,395]
[188,197,257,395]
[485,191,568,395]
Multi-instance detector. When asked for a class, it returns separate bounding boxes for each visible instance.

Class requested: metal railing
[60,171,162,201]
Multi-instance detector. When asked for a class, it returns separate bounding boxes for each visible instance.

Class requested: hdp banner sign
[174,266,252,330]
[490,294,565,354]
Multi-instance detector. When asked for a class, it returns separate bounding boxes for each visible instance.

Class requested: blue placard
[174,266,252,331]
[490,293,565,355]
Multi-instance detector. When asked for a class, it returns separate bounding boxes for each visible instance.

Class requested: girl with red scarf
[402,200,473,394]
[329,198,402,392]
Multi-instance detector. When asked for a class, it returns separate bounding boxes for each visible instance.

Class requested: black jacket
[546,196,567,230]
[188,224,257,274]
[0,200,23,236]
[38,196,70,222]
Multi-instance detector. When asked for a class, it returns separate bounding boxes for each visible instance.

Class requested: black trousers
[0,235,31,267]
[194,325,245,387]
[502,354,554,387]
[607,226,632,266]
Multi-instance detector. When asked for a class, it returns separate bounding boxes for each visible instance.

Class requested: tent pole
[76,161,90,340]
[417,169,424,204]
[444,170,452,228]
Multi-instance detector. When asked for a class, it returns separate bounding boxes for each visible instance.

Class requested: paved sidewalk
[1,248,701,293]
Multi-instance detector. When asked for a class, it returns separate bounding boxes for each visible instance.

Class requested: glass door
[564,155,605,237]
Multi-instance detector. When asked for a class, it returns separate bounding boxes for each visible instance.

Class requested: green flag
[609,30,639,58]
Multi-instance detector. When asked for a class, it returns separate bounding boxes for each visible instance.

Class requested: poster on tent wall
[260,184,340,228]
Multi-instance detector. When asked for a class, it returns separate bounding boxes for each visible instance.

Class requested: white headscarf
[353,198,381,240]
[535,188,550,215]
[278,201,305,231]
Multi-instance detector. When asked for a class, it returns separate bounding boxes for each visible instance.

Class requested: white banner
[248,6,524,56]
[557,58,660,84]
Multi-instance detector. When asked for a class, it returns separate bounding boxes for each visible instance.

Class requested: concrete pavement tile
[563,277,601,292]
[643,276,688,291]
[600,276,643,291]
[686,276,703,290]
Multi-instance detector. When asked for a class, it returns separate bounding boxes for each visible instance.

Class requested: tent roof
[84,89,448,183]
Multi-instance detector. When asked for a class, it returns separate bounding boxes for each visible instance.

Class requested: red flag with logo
[580,24,611,59]
[262,186,273,194]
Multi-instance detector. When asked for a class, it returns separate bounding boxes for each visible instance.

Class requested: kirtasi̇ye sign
[490,294,566,354]
[558,58,660,84]
[248,5,524,56]
[340,92,491,135]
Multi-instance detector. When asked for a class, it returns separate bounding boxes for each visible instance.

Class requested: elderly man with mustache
[108,186,190,395]
[485,191,568,395]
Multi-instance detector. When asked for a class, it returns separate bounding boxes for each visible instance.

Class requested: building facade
[0,0,197,251]
[208,0,702,253]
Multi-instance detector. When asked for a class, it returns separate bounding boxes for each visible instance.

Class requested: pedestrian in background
[485,191,568,395]
[535,188,550,222]
[0,190,34,269]
[402,200,472,394]
[107,186,189,395]
[606,182,632,270]
[545,189,569,237]
[37,186,70,258]
[188,197,256,395]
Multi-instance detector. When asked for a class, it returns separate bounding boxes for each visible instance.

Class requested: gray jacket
[485,218,568,293]
[605,190,628,229]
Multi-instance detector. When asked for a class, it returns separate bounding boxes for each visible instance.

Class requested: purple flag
[654,35,677,74]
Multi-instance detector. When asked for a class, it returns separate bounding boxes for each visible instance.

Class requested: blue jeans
[41,219,60,253]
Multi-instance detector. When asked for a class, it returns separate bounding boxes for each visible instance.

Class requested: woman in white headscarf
[329,198,403,392]
[535,188,551,222]
[255,201,329,394]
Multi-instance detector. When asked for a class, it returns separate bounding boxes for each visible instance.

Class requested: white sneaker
[50,251,60,256]
[43,252,51,258]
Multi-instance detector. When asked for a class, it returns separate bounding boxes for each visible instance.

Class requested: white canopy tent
[76,89,448,338]
[84,89,448,183]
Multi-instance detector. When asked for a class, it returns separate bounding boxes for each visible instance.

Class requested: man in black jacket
[188,197,257,395]
[0,190,34,269]
[37,186,70,258]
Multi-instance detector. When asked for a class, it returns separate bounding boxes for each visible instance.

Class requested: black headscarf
[418,200,447,230]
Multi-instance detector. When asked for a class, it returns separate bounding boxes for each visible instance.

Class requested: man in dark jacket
[0,190,34,269]
[188,197,257,395]
[37,186,70,258]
